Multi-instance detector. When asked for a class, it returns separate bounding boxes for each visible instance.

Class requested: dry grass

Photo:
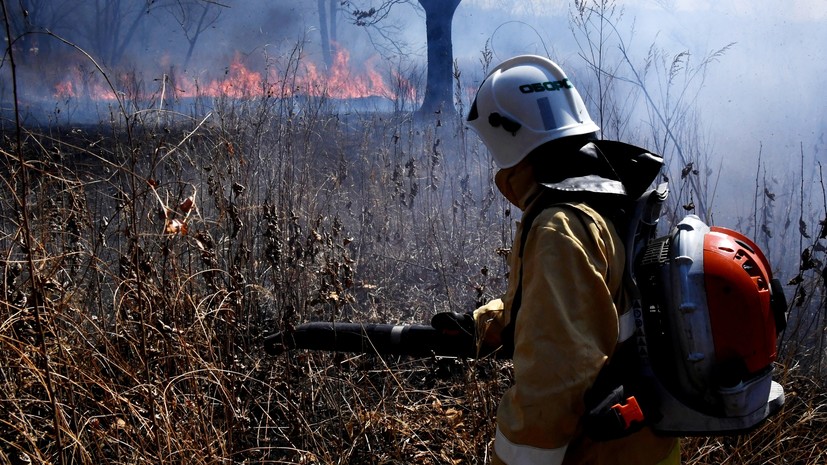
[1,55,825,465]
[0,90,513,463]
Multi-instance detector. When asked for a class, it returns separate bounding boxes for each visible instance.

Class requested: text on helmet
[518,79,573,94]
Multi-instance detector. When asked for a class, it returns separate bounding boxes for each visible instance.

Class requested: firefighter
[465,55,680,464]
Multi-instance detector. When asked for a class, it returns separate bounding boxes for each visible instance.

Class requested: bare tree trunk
[416,0,460,116]
[183,5,210,71]
[318,0,332,68]
[329,0,338,43]
[114,12,145,68]
[94,0,150,68]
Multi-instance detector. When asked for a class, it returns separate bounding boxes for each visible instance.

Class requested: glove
[473,298,507,348]
[430,311,476,339]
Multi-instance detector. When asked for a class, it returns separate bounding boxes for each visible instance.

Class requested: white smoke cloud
[455,0,826,221]
[5,0,822,197]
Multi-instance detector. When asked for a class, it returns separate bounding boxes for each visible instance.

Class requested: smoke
[614,2,827,220]
[2,0,823,184]
[449,1,826,223]
[0,1,399,120]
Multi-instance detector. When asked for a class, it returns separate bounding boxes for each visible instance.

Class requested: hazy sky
[454,0,826,218]
[458,0,825,144]
[6,0,823,219]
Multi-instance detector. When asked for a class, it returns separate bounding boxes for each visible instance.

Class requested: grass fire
[0,1,825,464]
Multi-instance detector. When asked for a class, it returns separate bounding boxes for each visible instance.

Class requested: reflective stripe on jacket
[476,201,678,465]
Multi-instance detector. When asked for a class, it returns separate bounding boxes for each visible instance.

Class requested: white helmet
[467,55,600,169]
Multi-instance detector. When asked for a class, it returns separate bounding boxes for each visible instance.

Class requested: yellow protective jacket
[475,200,679,465]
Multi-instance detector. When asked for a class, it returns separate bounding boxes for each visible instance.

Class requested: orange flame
[53,46,416,104]
[54,81,76,98]
[199,53,264,99]
[53,65,121,101]
[302,47,390,99]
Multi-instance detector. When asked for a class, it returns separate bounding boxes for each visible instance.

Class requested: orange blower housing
[635,215,787,435]
[704,227,778,377]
